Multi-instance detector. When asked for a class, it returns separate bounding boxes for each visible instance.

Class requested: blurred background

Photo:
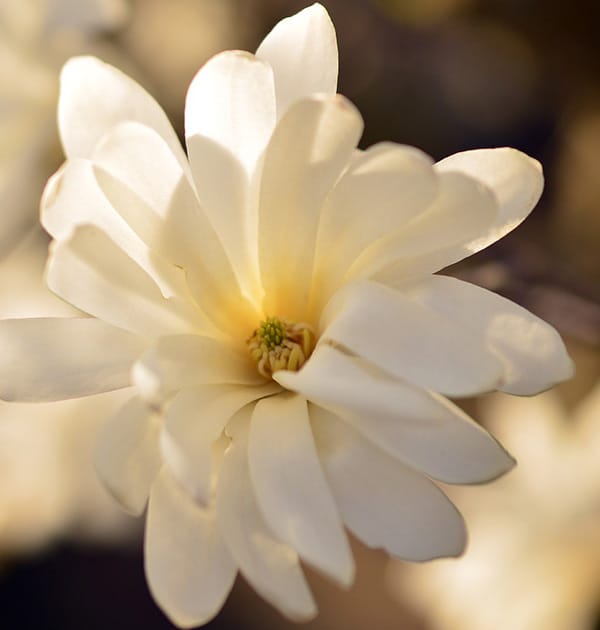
[0,0,599,628]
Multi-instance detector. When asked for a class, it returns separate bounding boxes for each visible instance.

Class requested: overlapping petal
[436,147,544,253]
[145,470,237,628]
[58,56,187,170]
[248,393,354,585]
[320,280,504,397]
[95,396,162,514]
[0,318,145,402]
[403,275,575,394]
[259,94,363,319]
[46,225,204,338]
[133,335,264,404]
[161,383,280,504]
[276,345,514,484]
[256,3,338,117]
[216,410,317,621]
[312,406,467,560]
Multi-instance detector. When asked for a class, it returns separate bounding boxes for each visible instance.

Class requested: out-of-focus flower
[0,0,128,257]
[0,3,573,627]
[0,230,134,554]
[388,385,600,630]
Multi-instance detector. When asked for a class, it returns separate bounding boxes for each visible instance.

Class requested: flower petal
[46,225,204,338]
[436,147,543,253]
[41,159,187,300]
[162,383,280,505]
[320,280,504,397]
[276,345,515,484]
[248,393,354,586]
[312,142,437,312]
[349,170,497,282]
[259,94,363,319]
[90,121,256,336]
[403,275,574,394]
[58,56,186,169]
[145,469,237,628]
[256,3,338,117]
[0,318,146,402]
[185,51,276,176]
[133,335,263,405]
[94,396,162,514]
[217,410,317,621]
[312,405,467,560]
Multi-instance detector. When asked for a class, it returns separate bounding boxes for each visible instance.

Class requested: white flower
[0,0,128,256]
[0,4,573,627]
[388,385,600,630]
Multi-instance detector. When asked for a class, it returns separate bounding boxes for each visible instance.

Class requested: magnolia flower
[0,0,128,256]
[388,385,600,630]
[0,4,573,627]
[0,230,134,554]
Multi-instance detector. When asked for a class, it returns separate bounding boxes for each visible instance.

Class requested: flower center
[247,316,315,378]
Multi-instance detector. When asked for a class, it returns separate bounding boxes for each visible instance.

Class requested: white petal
[41,159,187,300]
[162,383,280,504]
[259,94,363,319]
[404,275,574,394]
[312,406,467,560]
[436,147,543,253]
[91,121,254,336]
[58,57,186,169]
[145,469,237,628]
[276,345,515,484]
[133,335,264,404]
[256,3,338,117]
[185,51,276,175]
[349,170,497,282]
[46,225,203,338]
[249,393,354,585]
[94,396,162,514]
[216,410,317,621]
[312,142,437,311]
[320,280,504,397]
[0,318,146,402]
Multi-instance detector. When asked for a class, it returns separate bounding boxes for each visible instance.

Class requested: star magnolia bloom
[0,4,573,627]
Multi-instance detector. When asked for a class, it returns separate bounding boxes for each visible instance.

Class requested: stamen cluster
[247,316,315,378]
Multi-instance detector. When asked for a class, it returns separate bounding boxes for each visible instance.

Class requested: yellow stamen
[247,316,315,378]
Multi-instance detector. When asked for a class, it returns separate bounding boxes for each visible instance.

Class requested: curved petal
[185,51,276,176]
[133,334,263,405]
[436,147,543,253]
[259,94,363,319]
[58,56,187,170]
[94,396,162,514]
[0,318,146,402]
[312,142,437,312]
[46,225,204,338]
[276,345,515,484]
[320,280,504,397]
[145,469,237,628]
[256,3,338,117]
[90,121,256,336]
[349,170,497,282]
[403,275,574,394]
[248,393,354,586]
[41,159,187,300]
[216,410,317,621]
[312,405,467,560]
[162,383,280,504]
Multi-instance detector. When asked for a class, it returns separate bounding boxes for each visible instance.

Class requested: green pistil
[258,317,286,350]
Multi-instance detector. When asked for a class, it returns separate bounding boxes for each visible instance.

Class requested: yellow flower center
[247,316,315,378]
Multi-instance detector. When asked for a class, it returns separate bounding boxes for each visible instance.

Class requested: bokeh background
[1,0,599,628]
